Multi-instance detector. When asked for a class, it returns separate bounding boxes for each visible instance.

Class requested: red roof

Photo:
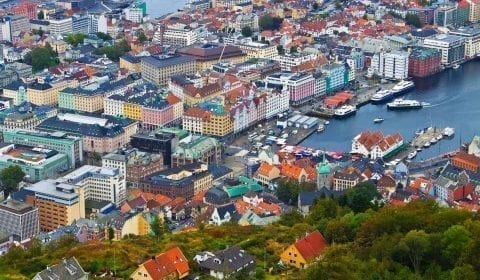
[143,247,189,280]
[294,230,327,261]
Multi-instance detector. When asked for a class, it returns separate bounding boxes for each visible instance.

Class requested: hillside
[2,194,480,279]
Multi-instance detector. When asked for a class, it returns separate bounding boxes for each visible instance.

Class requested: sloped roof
[293,230,328,262]
[143,247,189,280]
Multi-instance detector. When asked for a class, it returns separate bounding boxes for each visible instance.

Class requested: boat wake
[426,94,463,108]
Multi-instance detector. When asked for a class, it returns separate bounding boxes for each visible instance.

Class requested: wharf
[411,127,445,149]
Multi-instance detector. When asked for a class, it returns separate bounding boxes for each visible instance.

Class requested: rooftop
[0,199,35,215]
[141,55,195,68]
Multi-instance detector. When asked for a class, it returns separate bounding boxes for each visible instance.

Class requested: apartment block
[0,199,39,241]
[370,51,409,80]
[141,55,196,86]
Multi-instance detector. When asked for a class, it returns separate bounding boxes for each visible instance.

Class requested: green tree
[0,165,25,195]
[241,26,253,37]
[138,31,148,43]
[405,13,422,28]
[442,225,472,266]
[396,230,431,273]
[344,182,378,213]
[450,264,476,280]
[94,40,131,62]
[259,15,274,31]
[65,33,86,47]
[37,11,44,20]
[150,216,167,240]
[276,180,300,204]
[23,44,58,72]
[312,2,319,10]
[277,45,285,55]
[290,46,298,53]
[96,32,112,41]
[108,227,114,243]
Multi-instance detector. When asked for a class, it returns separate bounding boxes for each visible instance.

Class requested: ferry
[373,117,384,123]
[317,124,325,132]
[443,127,455,137]
[390,80,415,95]
[407,151,417,159]
[371,89,395,103]
[387,98,429,110]
[334,105,357,118]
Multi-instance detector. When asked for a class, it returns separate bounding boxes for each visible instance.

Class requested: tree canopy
[241,26,253,38]
[0,165,25,196]
[258,15,283,31]
[65,33,86,47]
[23,43,58,72]
[93,40,131,62]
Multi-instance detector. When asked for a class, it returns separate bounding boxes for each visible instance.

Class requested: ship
[373,117,384,123]
[407,150,417,159]
[334,105,357,118]
[371,89,395,103]
[317,124,325,132]
[390,80,415,95]
[387,98,429,110]
[443,127,455,137]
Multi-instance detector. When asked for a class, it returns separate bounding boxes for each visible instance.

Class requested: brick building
[408,47,442,77]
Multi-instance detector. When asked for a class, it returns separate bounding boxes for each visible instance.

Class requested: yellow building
[280,231,327,269]
[74,94,104,113]
[120,54,141,72]
[27,80,68,106]
[183,83,223,107]
[123,102,142,121]
[203,112,233,137]
[237,42,278,60]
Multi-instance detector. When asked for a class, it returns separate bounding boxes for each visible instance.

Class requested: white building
[209,204,236,226]
[370,51,409,80]
[49,17,73,35]
[450,26,480,59]
[423,34,465,65]
[313,73,327,97]
[236,41,278,60]
[154,23,205,46]
[88,14,108,34]
[59,165,126,206]
[183,110,205,134]
[272,53,317,71]
[352,131,404,159]
[263,88,290,119]
[125,7,143,23]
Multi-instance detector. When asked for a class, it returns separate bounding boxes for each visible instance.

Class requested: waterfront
[301,60,480,161]
[146,0,189,18]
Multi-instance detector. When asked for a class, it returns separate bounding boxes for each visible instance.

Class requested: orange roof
[166,93,181,105]
[155,194,172,206]
[453,151,480,167]
[356,131,384,151]
[184,107,210,119]
[131,188,143,198]
[280,163,304,179]
[143,247,189,280]
[257,162,276,176]
[294,231,328,261]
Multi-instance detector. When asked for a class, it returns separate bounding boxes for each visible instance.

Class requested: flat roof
[140,55,195,68]
[0,199,35,215]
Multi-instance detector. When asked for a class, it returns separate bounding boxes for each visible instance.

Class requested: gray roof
[140,55,195,68]
[197,246,255,274]
[34,257,88,280]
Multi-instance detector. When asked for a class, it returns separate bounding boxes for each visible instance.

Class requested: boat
[334,105,357,118]
[430,137,438,144]
[415,129,424,136]
[373,117,384,123]
[390,80,415,95]
[387,98,426,110]
[443,127,455,137]
[424,142,431,148]
[317,124,325,132]
[371,89,395,103]
[324,121,330,125]
[436,134,443,141]
[416,147,423,152]
[408,151,417,159]
[453,64,460,69]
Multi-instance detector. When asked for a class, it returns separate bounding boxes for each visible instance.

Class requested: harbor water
[146,0,189,18]
[301,60,480,161]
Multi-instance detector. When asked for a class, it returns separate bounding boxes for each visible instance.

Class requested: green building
[322,63,349,93]
[2,130,83,168]
[316,154,331,189]
[0,143,69,182]
[223,176,263,198]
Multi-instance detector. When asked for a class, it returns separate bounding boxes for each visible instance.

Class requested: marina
[301,60,480,160]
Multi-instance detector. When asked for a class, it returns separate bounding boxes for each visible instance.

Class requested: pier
[411,127,446,149]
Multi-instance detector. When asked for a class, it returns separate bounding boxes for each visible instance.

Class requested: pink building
[141,106,175,131]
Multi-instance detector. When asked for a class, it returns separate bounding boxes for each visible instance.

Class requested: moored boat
[334,105,357,118]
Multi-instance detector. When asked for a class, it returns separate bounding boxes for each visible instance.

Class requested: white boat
[390,80,415,95]
[387,98,425,110]
[443,127,455,137]
[453,64,460,69]
[415,129,424,136]
[424,142,431,148]
[436,134,443,141]
[408,151,417,159]
[430,138,438,144]
[317,124,325,132]
[324,121,330,125]
[371,89,395,103]
[334,105,357,118]
[373,117,384,123]
[416,147,423,152]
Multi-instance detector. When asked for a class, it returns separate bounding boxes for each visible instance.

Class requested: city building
[408,47,442,77]
[26,180,84,231]
[10,1,37,20]
[176,44,247,72]
[0,102,57,132]
[370,51,409,80]
[280,230,327,269]
[332,170,361,191]
[434,4,458,27]
[171,136,221,167]
[58,85,105,113]
[183,103,234,137]
[72,15,89,34]
[321,63,349,93]
[155,23,205,46]
[27,80,69,106]
[0,143,69,182]
[120,53,141,72]
[351,131,404,159]
[130,129,182,166]
[407,7,435,26]
[457,0,471,26]
[125,7,144,23]
[48,16,73,35]
[131,247,189,280]
[451,151,480,172]
[236,41,278,60]
[467,0,480,22]
[181,82,223,107]
[423,34,465,65]
[273,53,318,72]
[141,55,196,86]
[139,163,213,199]
[0,15,30,42]
[265,72,315,105]
[37,113,138,154]
[450,25,480,59]
[232,13,259,30]
[3,130,83,168]
[102,149,164,185]
[254,162,281,186]
[0,199,39,241]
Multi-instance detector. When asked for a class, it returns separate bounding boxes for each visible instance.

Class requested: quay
[411,127,445,148]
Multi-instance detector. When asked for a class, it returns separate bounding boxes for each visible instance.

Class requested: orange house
[280,230,328,269]
[130,246,190,280]
[451,151,480,172]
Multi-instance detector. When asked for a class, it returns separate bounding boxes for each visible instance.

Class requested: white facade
[49,17,73,35]
[103,98,124,117]
[183,115,203,134]
[273,53,317,71]
[125,7,143,23]
[370,51,409,80]
[231,104,248,134]
[264,88,290,119]
[423,34,465,65]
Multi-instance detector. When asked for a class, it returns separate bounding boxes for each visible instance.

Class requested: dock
[411,127,445,148]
